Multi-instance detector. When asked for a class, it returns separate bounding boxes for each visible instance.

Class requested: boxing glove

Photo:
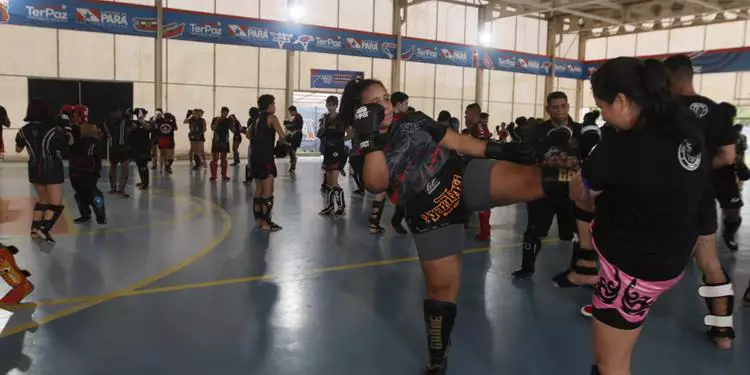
[353,104,386,153]
[543,126,573,148]
[485,141,536,165]
[186,109,193,118]
[579,125,601,160]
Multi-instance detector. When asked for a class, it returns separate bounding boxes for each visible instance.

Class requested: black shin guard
[352,172,363,191]
[43,205,65,231]
[167,159,175,169]
[698,270,735,340]
[138,164,149,187]
[333,187,345,215]
[109,165,118,191]
[92,190,106,223]
[261,196,281,231]
[423,299,457,368]
[31,203,46,232]
[193,154,202,168]
[369,199,385,230]
[319,188,335,215]
[513,233,541,279]
[252,198,264,220]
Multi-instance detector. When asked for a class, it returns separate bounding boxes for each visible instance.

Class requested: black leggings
[71,173,102,217]
[134,157,149,187]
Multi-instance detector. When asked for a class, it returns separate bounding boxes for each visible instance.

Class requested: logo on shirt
[355,106,369,121]
[689,102,709,119]
[425,177,440,194]
[677,140,701,171]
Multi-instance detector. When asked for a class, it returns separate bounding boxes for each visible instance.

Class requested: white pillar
[154,0,164,109]
[391,0,403,92]
[575,33,587,121]
[285,50,295,109]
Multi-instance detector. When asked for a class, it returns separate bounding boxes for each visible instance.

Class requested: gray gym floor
[0,158,747,375]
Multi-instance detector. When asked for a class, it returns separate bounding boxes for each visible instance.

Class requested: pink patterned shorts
[591,240,684,330]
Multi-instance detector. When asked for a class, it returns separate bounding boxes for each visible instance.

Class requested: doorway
[27,78,133,127]
[292,91,347,154]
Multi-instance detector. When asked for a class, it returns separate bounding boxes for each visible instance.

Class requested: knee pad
[698,271,735,339]
[574,206,594,222]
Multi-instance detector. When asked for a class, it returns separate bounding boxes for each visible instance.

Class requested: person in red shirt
[466,105,492,240]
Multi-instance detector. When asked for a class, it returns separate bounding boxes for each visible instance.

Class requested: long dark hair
[591,57,703,152]
[340,78,386,126]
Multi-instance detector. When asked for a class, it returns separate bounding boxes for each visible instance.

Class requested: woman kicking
[344,78,554,374]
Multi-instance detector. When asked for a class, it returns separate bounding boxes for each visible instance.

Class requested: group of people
[1,52,750,374]
[335,54,750,374]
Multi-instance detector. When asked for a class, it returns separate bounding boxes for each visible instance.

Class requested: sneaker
[73,216,91,224]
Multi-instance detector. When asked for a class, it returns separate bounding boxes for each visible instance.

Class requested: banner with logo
[0,0,587,79]
[310,69,364,89]
[584,48,750,78]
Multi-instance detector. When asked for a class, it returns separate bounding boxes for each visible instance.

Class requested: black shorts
[28,163,65,185]
[697,182,718,236]
[109,146,131,163]
[211,140,230,154]
[250,160,277,180]
[323,143,345,171]
[189,133,205,142]
[405,160,469,261]
[712,166,743,209]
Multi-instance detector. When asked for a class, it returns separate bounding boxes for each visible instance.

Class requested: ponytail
[591,57,703,153]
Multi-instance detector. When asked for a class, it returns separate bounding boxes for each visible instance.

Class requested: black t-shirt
[385,112,453,203]
[250,112,275,162]
[582,124,708,281]
[681,95,734,158]
[212,117,232,143]
[188,117,204,136]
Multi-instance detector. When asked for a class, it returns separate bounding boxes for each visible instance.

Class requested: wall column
[391,0,403,92]
[285,50,295,109]
[154,0,164,109]
[543,16,560,118]
[575,33,587,120]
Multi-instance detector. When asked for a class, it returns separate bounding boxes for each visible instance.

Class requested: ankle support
[423,299,457,363]
[252,198,264,220]
[42,204,64,231]
[698,270,735,339]
[723,217,742,237]
[570,242,599,276]
[370,199,385,226]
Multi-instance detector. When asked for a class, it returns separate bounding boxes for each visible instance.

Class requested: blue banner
[0,0,588,79]
[310,69,364,89]
[584,48,750,78]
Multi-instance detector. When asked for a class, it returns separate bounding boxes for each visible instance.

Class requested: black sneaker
[73,216,91,224]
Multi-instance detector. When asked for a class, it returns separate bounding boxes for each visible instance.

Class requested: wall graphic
[0,0,585,79]
[310,69,364,89]
[584,48,750,78]
[6,1,750,80]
